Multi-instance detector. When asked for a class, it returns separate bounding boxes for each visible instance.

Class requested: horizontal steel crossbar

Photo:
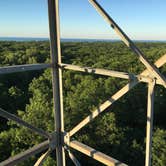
[61,63,135,79]
[0,140,49,166]
[0,108,50,139]
[0,63,51,75]
[61,63,165,86]
[69,140,128,166]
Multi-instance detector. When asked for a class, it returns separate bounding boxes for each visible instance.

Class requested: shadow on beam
[69,140,128,166]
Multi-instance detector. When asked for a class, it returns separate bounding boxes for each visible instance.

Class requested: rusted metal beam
[69,54,166,137]
[69,140,128,166]
[145,80,155,166]
[0,63,51,75]
[89,0,166,88]
[0,108,50,139]
[0,141,49,166]
[48,0,66,165]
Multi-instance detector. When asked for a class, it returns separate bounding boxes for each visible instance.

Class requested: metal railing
[0,0,166,166]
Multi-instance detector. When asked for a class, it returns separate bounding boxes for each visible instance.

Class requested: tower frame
[0,0,166,166]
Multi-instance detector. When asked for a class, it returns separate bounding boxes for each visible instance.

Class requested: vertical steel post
[48,0,66,165]
[145,80,155,166]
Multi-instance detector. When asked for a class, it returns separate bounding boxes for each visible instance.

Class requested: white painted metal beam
[69,140,128,166]
[34,149,51,166]
[48,0,66,165]
[61,63,165,86]
[0,64,51,75]
[145,80,155,166]
[61,63,135,79]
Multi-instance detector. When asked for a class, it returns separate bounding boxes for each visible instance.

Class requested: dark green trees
[0,41,166,166]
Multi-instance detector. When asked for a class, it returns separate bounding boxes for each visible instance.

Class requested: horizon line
[0,36,166,42]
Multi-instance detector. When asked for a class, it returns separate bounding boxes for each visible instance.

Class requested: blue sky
[0,0,166,40]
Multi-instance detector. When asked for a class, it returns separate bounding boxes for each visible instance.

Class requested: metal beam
[61,63,165,86]
[0,63,51,75]
[69,54,166,137]
[0,108,50,139]
[89,0,166,88]
[69,140,128,166]
[145,80,155,166]
[61,63,135,80]
[64,146,81,166]
[141,54,166,86]
[48,0,66,165]
[69,80,137,137]
[141,54,166,76]
[34,149,51,166]
[0,141,49,166]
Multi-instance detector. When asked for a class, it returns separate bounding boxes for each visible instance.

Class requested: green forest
[0,41,166,166]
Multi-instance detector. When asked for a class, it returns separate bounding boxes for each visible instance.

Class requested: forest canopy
[0,41,166,166]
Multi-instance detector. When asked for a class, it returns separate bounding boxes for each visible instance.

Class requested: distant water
[0,37,118,42]
[0,37,49,41]
[0,37,166,43]
[61,38,120,43]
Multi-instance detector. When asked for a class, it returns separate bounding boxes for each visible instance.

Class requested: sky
[0,0,166,40]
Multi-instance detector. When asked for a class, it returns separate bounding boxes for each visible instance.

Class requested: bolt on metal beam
[61,63,136,80]
[60,63,165,86]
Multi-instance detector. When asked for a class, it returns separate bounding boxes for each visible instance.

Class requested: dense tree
[0,41,166,165]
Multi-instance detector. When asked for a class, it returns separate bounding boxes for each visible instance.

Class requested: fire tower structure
[0,0,166,166]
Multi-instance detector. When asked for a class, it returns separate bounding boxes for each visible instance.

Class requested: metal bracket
[64,132,70,146]
[49,131,69,150]
[49,131,57,150]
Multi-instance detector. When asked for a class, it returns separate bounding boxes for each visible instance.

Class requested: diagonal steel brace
[89,0,166,88]
[0,108,50,139]
[69,53,166,137]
